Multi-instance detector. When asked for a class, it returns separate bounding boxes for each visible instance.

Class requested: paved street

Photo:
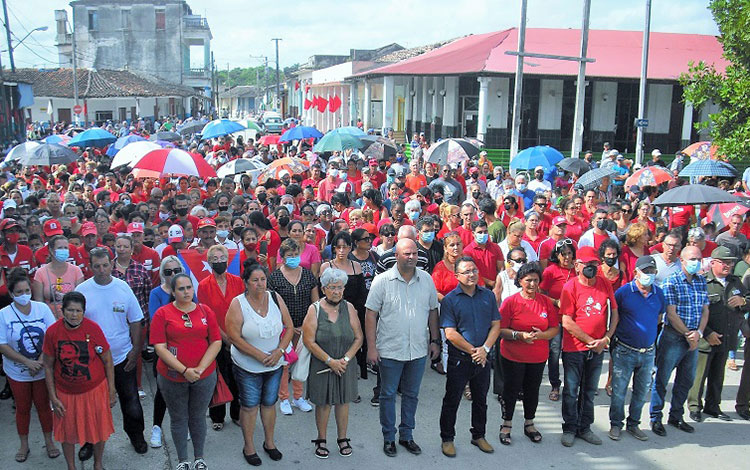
[0,353,747,470]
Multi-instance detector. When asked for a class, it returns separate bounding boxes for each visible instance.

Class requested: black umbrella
[575,166,617,190]
[652,184,741,207]
[360,136,398,160]
[18,144,79,166]
[178,120,206,136]
[425,138,480,166]
[557,157,591,176]
[150,131,182,142]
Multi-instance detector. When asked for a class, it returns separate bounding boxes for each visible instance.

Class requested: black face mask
[211,261,227,275]
[232,210,244,217]
[603,257,617,267]
[257,193,267,204]
[143,240,155,248]
[218,205,229,212]
[84,209,96,219]
[278,216,290,227]
[503,203,512,211]
[582,265,598,279]
[596,219,608,231]
[62,228,72,238]
[233,226,244,236]
[472,191,480,199]
[176,207,188,217]
[535,174,544,181]
[434,196,443,205]
[243,182,251,189]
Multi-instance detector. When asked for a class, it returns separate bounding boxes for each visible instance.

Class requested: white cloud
[8,0,719,70]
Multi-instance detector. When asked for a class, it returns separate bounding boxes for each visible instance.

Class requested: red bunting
[294,81,300,91]
[303,98,312,110]
[317,96,328,113]
[311,95,318,108]
[329,94,342,113]
[305,84,311,94]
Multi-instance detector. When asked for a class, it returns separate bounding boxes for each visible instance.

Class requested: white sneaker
[187,430,191,441]
[176,462,191,470]
[193,458,208,470]
[279,399,293,415]
[150,425,162,448]
[292,397,313,412]
[138,389,147,399]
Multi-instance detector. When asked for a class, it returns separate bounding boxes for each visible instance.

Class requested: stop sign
[73,104,83,114]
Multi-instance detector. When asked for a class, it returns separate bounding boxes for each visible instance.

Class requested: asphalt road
[0,353,748,470]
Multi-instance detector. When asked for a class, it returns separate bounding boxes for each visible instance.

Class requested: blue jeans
[547,328,563,389]
[609,343,655,429]
[379,356,426,442]
[561,350,603,434]
[233,365,283,408]
[650,327,698,423]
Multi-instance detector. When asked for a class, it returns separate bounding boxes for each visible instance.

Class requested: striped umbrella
[110,141,162,168]
[424,138,479,166]
[257,157,310,183]
[131,148,216,178]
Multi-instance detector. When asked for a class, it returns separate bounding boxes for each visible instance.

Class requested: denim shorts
[233,365,283,408]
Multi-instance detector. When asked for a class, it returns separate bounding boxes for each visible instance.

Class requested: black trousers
[501,357,545,421]
[114,360,145,439]
[209,346,240,423]
[492,341,504,396]
[439,350,491,442]
[737,342,750,413]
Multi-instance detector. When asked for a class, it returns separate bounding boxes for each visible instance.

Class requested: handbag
[290,301,319,382]
[280,328,298,365]
[209,371,233,408]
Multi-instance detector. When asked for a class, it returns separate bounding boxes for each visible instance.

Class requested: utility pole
[2,0,14,72]
[509,0,527,161]
[570,0,591,159]
[0,40,8,142]
[272,38,282,111]
[66,15,80,125]
[635,0,652,166]
[211,51,216,116]
[264,56,269,107]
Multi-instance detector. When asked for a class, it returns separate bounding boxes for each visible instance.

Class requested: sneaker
[608,426,621,441]
[279,399,293,415]
[626,425,649,441]
[176,462,191,470]
[370,396,380,407]
[193,458,208,470]
[577,430,602,445]
[138,389,147,399]
[292,397,313,412]
[561,432,575,447]
[150,425,163,448]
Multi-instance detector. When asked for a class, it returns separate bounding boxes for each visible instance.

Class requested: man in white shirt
[75,247,147,455]
[654,234,683,286]
[528,165,552,194]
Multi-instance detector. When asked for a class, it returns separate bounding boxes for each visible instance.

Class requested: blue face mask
[54,248,69,262]
[639,272,654,287]
[386,176,395,185]
[685,259,701,275]
[216,230,229,239]
[420,231,435,243]
[285,256,301,269]
[409,211,420,221]
[475,232,489,244]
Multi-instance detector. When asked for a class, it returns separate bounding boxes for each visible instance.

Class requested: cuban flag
[176,248,242,295]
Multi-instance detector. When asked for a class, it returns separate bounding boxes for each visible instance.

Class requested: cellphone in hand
[259,240,268,256]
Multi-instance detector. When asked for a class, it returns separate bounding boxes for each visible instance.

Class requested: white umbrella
[110,141,161,168]
[217,157,267,179]
[3,141,41,164]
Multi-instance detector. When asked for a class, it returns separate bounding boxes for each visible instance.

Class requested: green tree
[680,0,750,160]
[216,65,299,87]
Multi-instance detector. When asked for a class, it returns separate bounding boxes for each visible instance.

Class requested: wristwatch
[430,338,441,346]
[343,356,350,363]
[482,345,491,354]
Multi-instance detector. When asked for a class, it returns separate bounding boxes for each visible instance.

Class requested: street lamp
[11,26,49,52]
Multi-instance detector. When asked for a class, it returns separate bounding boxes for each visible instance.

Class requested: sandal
[15,448,30,463]
[430,362,446,375]
[605,383,613,397]
[463,385,472,401]
[499,425,512,446]
[524,424,543,443]
[212,422,224,431]
[337,438,353,457]
[728,359,739,371]
[549,387,560,402]
[46,445,61,459]
[312,439,329,459]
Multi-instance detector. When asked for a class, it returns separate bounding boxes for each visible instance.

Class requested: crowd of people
[0,124,749,469]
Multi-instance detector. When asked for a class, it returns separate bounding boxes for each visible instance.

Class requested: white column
[349,81,358,126]
[421,77,430,125]
[339,85,345,128]
[363,79,371,131]
[681,101,693,145]
[442,76,459,137]
[413,77,422,127]
[477,77,491,141]
[327,89,333,132]
[404,78,412,134]
[382,76,395,133]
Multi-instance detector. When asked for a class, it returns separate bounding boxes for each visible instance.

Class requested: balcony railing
[183,17,209,29]
[186,68,209,78]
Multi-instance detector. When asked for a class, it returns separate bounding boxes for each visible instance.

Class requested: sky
[7,0,720,70]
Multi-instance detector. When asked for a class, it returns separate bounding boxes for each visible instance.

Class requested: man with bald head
[376,225,429,274]
[650,245,710,437]
[365,238,441,457]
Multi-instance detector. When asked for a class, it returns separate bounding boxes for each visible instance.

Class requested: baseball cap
[81,222,97,237]
[43,219,63,237]
[127,222,144,234]
[711,246,737,261]
[635,255,657,271]
[534,165,545,173]
[167,224,184,243]
[629,185,640,193]
[0,218,19,231]
[552,216,568,226]
[197,218,216,229]
[368,159,378,166]
[576,246,599,263]
[362,223,377,237]
[652,149,662,157]
[387,167,396,177]
[3,199,17,209]
[616,154,625,161]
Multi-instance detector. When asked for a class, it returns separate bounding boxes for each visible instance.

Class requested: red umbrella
[131,148,216,178]
[680,141,720,160]
[624,166,674,189]
[258,135,281,146]
[706,201,750,231]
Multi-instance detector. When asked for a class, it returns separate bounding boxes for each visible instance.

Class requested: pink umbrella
[131,148,216,178]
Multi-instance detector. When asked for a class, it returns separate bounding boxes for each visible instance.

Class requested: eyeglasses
[458,269,479,276]
[301,211,315,216]
[356,236,373,243]
[324,285,345,291]
[182,313,192,328]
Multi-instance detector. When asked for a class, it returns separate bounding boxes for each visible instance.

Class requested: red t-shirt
[537,237,578,263]
[197,273,245,332]
[499,292,559,363]
[523,233,544,253]
[150,303,221,383]
[592,232,610,251]
[668,205,694,230]
[620,245,640,283]
[432,260,484,297]
[464,241,503,283]
[34,244,85,268]
[559,276,615,352]
[42,318,110,394]
[564,218,586,243]
[0,244,36,296]
[540,263,576,301]
[132,244,162,287]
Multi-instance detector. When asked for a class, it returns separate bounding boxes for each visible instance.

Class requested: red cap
[127,222,144,233]
[197,218,216,229]
[0,219,19,231]
[81,222,97,236]
[43,219,63,237]
[362,222,377,236]
[576,246,599,263]
[552,216,568,226]
[368,159,378,166]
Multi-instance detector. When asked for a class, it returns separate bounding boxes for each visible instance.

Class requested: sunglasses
[511,258,527,264]
[301,211,315,216]
[163,267,183,276]
[181,313,192,328]
[381,231,396,237]
[356,236,373,242]
[555,239,574,248]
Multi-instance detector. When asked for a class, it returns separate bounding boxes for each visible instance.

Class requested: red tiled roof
[357,28,729,80]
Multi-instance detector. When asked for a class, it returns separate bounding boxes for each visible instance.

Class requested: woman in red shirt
[523,211,544,253]
[632,200,656,235]
[598,240,626,292]
[151,274,222,470]
[562,200,585,243]
[432,232,469,300]
[620,223,650,283]
[248,211,281,271]
[42,291,116,470]
[437,204,462,241]
[498,263,559,445]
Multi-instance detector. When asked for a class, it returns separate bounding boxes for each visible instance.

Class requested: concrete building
[349,28,728,155]
[218,85,259,118]
[55,0,212,92]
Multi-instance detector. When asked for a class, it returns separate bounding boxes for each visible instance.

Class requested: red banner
[303,98,312,110]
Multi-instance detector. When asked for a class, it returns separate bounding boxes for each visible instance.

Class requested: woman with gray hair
[190,205,208,219]
[302,268,363,459]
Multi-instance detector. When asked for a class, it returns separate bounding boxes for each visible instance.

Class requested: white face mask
[511,261,523,272]
[13,293,31,306]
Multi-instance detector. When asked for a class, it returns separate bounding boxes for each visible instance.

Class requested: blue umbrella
[679,159,737,178]
[106,134,147,156]
[41,135,70,145]
[334,126,366,137]
[313,132,364,153]
[510,145,564,170]
[279,126,323,143]
[201,119,247,140]
[67,127,117,148]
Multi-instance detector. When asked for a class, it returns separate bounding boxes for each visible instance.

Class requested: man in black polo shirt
[416,216,443,274]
